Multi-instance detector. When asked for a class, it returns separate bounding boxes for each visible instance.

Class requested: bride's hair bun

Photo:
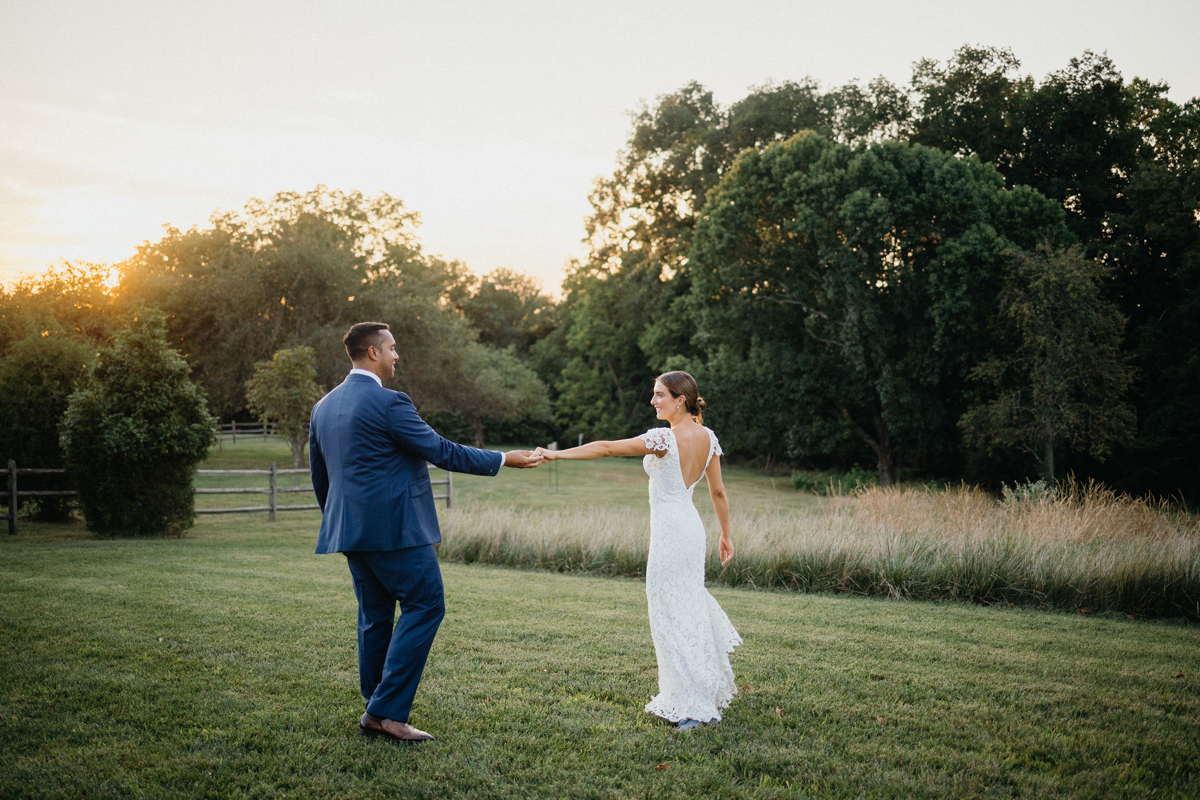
[693,395,707,415]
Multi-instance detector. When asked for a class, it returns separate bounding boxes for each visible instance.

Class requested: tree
[60,313,216,536]
[0,261,122,353]
[456,344,550,448]
[0,333,96,519]
[688,132,1068,485]
[910,45,1029,169]
[245,346,325,469]
[545,78,912,443]
[118,186,470,417]
[960,246,1136,481]
[454,268,557,358]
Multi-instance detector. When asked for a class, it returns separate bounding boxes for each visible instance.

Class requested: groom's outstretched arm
[385,392,506,476]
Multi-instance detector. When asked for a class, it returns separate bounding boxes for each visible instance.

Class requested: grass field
[3,514,1199,799]
[3,439,1198,797]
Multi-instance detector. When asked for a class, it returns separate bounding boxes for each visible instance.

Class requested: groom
[309,321,542,742]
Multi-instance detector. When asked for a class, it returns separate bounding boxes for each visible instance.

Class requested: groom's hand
[503,450,543,469]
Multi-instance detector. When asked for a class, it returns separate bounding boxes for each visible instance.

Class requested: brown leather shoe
[358,712,435,742]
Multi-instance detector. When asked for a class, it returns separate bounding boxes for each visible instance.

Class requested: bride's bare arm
[535,437,653,460]
[705,456,734,565]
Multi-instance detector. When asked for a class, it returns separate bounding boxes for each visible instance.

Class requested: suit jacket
[309,373,503,553]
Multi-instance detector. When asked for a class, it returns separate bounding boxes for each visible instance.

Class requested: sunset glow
[3,1,1199,291]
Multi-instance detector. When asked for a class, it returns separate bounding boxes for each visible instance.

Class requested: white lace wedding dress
[637,426,742,723]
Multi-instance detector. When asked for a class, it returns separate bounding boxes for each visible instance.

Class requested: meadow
[192,439,1200,620]
[1,438,1198,798]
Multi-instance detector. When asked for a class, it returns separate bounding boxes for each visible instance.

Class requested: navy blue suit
[309,373,503,722]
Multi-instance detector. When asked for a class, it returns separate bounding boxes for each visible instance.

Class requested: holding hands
[503,450,544,469]
[533,446,558,461]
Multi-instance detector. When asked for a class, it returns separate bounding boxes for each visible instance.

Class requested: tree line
[1,44,1197,517]
[533,45,1199,501]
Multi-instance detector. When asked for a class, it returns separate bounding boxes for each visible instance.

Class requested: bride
[535,371,741,731]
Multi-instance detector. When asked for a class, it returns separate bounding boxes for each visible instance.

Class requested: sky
[3,0,1198,294]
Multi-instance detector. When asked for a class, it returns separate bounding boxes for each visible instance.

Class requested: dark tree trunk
[763,447,776,477]
[841,405,898,488]
[876,448,896,488]
[471,418,485,449]
[1043,424,1056,483]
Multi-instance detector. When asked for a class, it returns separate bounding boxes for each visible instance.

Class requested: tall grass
[439,478,1200,620]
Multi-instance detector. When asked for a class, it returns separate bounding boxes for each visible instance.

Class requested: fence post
[446,470,452,509]
[7,459,15,536]
[268,461,277,522]
[231,420,237,443]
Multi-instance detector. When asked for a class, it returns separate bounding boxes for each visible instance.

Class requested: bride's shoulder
[703,426,724,455]
[637,426,675,452]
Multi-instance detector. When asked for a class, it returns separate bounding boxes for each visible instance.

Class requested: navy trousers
[344,545,445,723]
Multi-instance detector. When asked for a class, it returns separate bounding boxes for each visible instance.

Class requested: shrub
[0,333,95,520]
[60,313,216,536]
[792,466,878,495]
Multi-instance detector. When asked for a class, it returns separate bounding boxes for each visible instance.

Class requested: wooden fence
[195,464,452,519]
[216,421,289,443]
[2,460,76,536]
[2,459,453,534]
[194,463,319,520]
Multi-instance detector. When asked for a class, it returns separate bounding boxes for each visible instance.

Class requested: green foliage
[0,261,122,353]
[454,267,557,358]
[0,333,96,520]
[689,131,1068,485]
[911,47,1141,244]
[0,333,95,466]
[544,254,664,441]
[791,467,878,496]
[118,186,553,446]
[549,47,1198,503]
[909,47,1200,499]
[1001,478,1055,505]
[244,346,324,468]
[59,313,216,536]
[439,343,551,448]
[544,79,913,444]
[960,245,1136,481]
[119,186,469,417]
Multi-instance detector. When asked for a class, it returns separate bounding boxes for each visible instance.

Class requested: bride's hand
[534,446,557,461]
[719,533,734,566]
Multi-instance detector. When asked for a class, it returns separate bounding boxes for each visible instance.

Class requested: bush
[60,314,216,536]
[0,333,96,520]
[792,466,879,495]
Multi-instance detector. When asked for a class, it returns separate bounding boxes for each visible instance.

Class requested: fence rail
[215,421,310,443]
[3,460,76,535]
[194,464,319,520]
[3,459,452,533]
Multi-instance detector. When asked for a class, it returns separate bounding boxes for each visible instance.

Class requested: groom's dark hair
[344,322,391,362]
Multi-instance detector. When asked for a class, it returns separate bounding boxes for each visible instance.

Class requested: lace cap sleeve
[637,427,674,453]
[708,428,723,457]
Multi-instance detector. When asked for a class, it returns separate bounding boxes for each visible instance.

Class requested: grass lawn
[2,439,1198,797]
